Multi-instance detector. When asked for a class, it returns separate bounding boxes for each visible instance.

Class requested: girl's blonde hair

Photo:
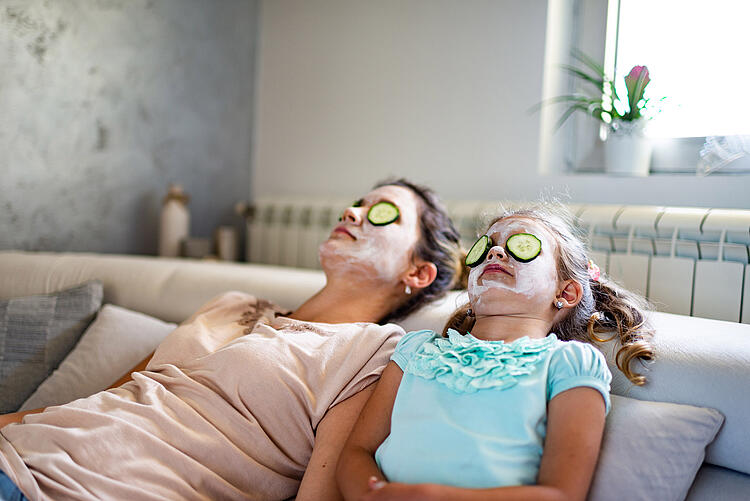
[443,202,654,385]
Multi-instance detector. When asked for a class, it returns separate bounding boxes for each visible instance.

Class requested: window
[613,0,750,139]
[538,0,750,175]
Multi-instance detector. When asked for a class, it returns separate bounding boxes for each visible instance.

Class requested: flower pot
[604,121,652,176]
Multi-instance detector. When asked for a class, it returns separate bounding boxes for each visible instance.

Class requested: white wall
[253,0,750,209]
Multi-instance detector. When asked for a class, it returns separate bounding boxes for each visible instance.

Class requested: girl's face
[318,185,422,284]
[468,217,560,317]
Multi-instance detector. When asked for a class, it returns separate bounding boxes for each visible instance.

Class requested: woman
[0,179,463,501]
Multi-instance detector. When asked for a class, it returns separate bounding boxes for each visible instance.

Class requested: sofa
[1,250,748,500]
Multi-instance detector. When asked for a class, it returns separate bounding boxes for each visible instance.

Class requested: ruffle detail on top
[406,329,558,393]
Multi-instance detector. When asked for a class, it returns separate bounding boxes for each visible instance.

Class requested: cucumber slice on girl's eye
[465,235,491,267]
[367,202,400,226]
[505,233,542,263]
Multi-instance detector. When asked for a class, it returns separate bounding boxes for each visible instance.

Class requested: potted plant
[542,50,659,176]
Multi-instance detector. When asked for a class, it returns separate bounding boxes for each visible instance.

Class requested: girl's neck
[288,277,400,324]
[470,314,553,343]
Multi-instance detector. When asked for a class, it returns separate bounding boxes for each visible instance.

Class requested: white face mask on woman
[318,185,422,285]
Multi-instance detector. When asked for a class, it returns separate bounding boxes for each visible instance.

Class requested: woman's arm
[0,351,156,429]
[107,351,154,389]
[335,361,404,501]
[357,386,607,501]
[0,408,45,428]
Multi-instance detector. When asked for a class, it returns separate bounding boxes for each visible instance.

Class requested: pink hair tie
[587,260,601,282]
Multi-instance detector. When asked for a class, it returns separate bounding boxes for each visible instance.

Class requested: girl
[337,204,654,501]
[0,179,463,501]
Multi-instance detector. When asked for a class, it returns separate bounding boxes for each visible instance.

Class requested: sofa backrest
[1,250,748,476]
[0,251,325,322]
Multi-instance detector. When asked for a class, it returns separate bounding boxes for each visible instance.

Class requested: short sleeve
[547,341,612,414]
[391,330,435,371]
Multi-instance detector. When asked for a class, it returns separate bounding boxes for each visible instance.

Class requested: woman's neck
[288,278,401,324]
[470,314,553,343]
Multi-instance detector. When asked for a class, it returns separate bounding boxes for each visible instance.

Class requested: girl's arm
[357,386,606,501]
[336,361,404,501]
[295,383,376,501]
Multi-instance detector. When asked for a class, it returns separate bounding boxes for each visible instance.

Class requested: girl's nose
[487,245,507,261]
[340,206,363,225]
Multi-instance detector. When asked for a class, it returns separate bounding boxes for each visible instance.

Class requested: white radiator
[244,199,750,324]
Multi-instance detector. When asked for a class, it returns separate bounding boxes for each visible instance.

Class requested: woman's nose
[487,245,507,261]
[340,206,363,225]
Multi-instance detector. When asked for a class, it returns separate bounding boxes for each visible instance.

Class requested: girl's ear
[403,260,438,291]
[557,279,584,308]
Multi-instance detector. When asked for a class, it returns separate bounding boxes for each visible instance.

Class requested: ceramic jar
[158,184,190,257]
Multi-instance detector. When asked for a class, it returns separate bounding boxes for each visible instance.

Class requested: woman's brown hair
[375,179,464,324]
[443,203,654,385]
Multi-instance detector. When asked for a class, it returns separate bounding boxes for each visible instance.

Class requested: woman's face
[318,185,422,284]
[468,217,560,317]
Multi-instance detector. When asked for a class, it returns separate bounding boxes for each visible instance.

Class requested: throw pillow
[0,281,103,413]
[588,394,724,501]
[20,304,177,411]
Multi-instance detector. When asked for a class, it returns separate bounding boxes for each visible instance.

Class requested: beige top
[0,292,403,500]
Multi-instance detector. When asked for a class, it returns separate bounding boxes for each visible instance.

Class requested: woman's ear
[403,261,438,291]
[557,279,584,309]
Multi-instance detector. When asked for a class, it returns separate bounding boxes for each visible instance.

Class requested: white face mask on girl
[468,218,559,315]
[318,185,422,284]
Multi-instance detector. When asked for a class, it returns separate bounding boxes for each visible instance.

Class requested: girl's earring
[467,308,474,317]
[555,299,564,310]
[405,284,412,295]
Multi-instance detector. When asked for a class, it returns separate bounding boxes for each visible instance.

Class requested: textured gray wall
[0,0,257,255]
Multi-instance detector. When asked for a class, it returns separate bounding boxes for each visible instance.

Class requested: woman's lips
[332,226,356,240]
[481,263,512,277]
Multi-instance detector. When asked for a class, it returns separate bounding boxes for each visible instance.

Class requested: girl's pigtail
[442,302,475,336]
[587,278,654,385]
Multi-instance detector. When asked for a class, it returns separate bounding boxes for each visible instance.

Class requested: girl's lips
[481,263,512,277]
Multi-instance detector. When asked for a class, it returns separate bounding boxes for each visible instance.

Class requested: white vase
[604,120,652,176]
[158,184,190,257]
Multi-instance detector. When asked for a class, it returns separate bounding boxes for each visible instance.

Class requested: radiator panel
[243,200,750,323]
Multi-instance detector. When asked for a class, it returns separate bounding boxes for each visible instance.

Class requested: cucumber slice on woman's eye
[465,235,491,267]
[367,201,400,226]
[505,233,542,263]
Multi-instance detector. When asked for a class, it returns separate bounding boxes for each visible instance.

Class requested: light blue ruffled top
[375,329,611,489]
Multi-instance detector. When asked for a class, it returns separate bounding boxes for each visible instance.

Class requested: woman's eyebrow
[365,197,399,209]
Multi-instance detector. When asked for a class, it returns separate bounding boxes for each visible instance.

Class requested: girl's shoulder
[547,339,613,412]
[391,329,438,370]
[548,338,609,370]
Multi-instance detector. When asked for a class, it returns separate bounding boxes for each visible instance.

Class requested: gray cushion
[0,281,103,413]
[588,394,724,501]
